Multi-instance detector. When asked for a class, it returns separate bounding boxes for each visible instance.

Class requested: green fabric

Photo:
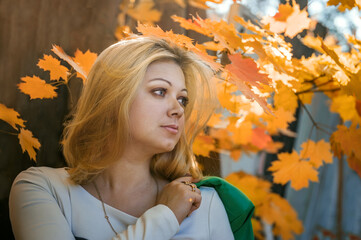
[195,176,255,240]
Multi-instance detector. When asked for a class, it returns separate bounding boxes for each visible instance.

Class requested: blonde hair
[62,36,217,184]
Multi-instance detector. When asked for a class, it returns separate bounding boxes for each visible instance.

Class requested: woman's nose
[168,98,184,118]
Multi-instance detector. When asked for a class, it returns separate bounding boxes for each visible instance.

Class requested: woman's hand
[156,176,201,224]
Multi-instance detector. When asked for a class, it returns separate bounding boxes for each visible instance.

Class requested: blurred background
[1,0,360,239]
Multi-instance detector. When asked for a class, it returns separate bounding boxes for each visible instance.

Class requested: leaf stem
[295,79,338,95]
[65,83,74,109]
[297,96,333,136]
[0,129,18,136]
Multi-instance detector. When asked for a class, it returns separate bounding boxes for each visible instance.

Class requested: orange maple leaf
[268,150,319,190]
[330,95,361,126]
[72,49,97,84]
[0,104,25,130]
[251,127,272,149]
[136,22,221,71]
[300,140,333,168]
[230,149,242,161]
[172,15,212,36]
[227,119,253,145]
[327,0,360,11]
[320,41,361,100]
[37,54,69,81]
[18,128,41,161]
[192,134,215,157]
[265,108,296,134]
[226,53,269,88]
[224,54,270,112]
[331,125,361,177]
[18,76,58,99]
[262,2,311,38]
[193,16,244,53]
[125,0,162,23]
[274,82,298,113]
[51,45,87,82]
[226,171,303,239]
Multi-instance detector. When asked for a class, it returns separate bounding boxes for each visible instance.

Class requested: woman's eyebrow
[149,78,187,93]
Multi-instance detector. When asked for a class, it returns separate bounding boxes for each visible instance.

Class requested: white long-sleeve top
[9,167,234,240]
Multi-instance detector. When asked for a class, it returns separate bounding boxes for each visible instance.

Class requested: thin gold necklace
[92,175,159,236]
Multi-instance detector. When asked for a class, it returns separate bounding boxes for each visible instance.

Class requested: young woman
[9,36,253,240]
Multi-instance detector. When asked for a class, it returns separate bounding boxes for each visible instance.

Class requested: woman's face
[128,60,188,155]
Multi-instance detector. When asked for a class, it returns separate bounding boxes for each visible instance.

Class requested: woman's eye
[153,88,167,97]
[178,96,189,107]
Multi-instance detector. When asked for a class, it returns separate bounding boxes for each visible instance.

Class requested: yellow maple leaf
[266,194,303,240]
[172,15,212,37]
[331,125,361,177]
[115,25,132,41]
[193,16,244,53]
[226,171,303,239]
[0,104,25,130]
[262,2,311,38]
[37,54,69,81]
[230,149,242,161]
[136,22,221,71]
[18,128,41,161]
[300,139,333,168]
[274,82,298,113]
[192,134,215,157]
[227,119,253,145]
[18,76,58,99]
[330,95,361,126]
[265,108,295,134]
[327,0,359,11]
[72,49,98,84]
[52,45,87,82]
[251,218,263,240]
[251,127,272,149]
[125,0,162,23]
[268,150,319,190]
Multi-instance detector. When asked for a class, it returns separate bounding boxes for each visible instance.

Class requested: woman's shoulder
[12,166,72,191]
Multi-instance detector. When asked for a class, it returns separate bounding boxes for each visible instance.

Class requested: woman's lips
[161,125,179,134]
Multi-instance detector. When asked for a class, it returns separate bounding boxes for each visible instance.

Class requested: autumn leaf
[37,54,69,81]
[331,125,361,177]
[72,49,97,83]
[230,149,242,161]
[193,16,244,53]
[172,15,212,36]
[227,119,253,145]
[251,127,272,149]
[226,171,303,239]
[330,95,361,126]
[137,22,221,71]
[188,0,222,9]
[115,25,132,40]
[0,104,25,130]
[262,2,311,38]
[300,140,333,168]
[52,45,87,81]
[265,108,296,134]
[192,134,215,157]
[224,54,270,112]
[226,53,269,88]
[125,0,162,23]
[274,82,298,113]
[18,76,58,99]
[268,150,319,190]
[18,128,41,161]
[327,0,359,11]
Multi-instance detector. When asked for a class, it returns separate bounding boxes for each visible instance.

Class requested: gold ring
[190,183,196,192]
[182,181,196,192]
